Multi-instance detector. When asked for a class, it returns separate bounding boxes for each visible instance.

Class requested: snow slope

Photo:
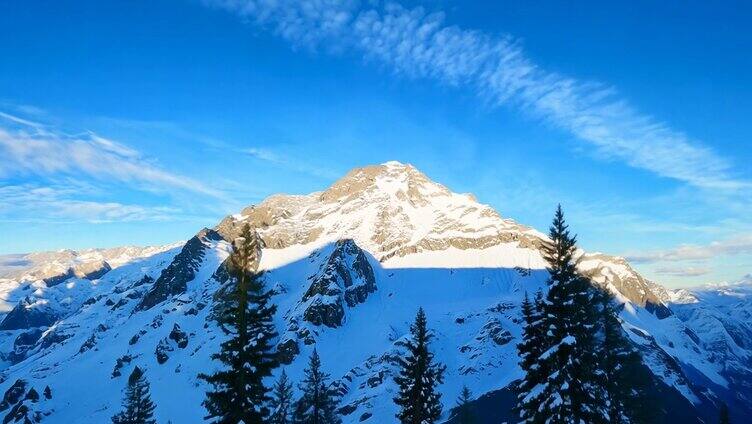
[0,162,748,422]
[661,275,752,417]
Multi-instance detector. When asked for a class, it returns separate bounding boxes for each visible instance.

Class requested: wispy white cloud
[245,147,284,163]
[0,111,227,200]
[93,116,339,181]
[0,184,192,223]
[627,234,752,263]
[91,116,231,150]
[654,266,711,277]
[0,254,30,275]
[206,0,749,191]
[0,111,44,129]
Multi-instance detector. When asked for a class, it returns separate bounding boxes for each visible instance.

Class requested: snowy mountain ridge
[0,244,182,316]
[0,243,183,282]
[0,161,749,422]
[216,161,546,260]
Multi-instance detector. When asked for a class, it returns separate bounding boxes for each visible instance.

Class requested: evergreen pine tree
[200,223,279,423]
[393,307,446,424]
[453,385,475,424]
[270,369,294,424]
[519,205,607,423]
[597,291,653,423]
[533,289,545,318]
[515,290,547,423]
[719,402,730,424]
[111,366,157,424]
[293,349,341,424]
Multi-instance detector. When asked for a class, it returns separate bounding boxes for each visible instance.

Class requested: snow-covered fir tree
[393,307,446,424]
[517,206,608,423]
[111,366,157,424]
[199,223,279,423]
[269,369,294,424]
[596,291,654,423]
[293,349,341,424]
[453,385,475,424]
[515,290,547,422]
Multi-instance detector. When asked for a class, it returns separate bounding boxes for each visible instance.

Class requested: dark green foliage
[453,385,475,424]
[393,307,446,424]
[270,369,294,424]
[719,402,730,424]
[111,366,156,424]
[293,349,341,424]
[516,205,659,423]
[597,291,655,423]
[199,223,279,424]
[516,206,607,423]
[515,290,546,422]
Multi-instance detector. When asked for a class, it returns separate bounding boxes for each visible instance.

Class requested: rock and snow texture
[659,276,752,414]
[0,244,182,317]
[0,161,748,422]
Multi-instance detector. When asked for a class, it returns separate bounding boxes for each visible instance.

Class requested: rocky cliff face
[0,162,748,422]
[137,229,223,311]
[274,239,378,365]
[0,298,58,331]
[301,239,377,324]
[578,253,672,318]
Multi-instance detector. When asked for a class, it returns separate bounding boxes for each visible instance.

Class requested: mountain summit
[218,161,543,261]
[0,162,749,422]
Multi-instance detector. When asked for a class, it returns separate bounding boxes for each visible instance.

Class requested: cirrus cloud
[0,112,226,200]
[206,0,749,191]
[627,234,752,264]
[0,184,188,223]
[653,266,711,277]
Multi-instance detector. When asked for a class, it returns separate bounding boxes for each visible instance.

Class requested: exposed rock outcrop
[276,336,300,365]
[8,329,44,364]
[0,380,27,412]
[111,354,133,378]
[0,298,57,331]
[43,260,111,287]
[301,240,377,328]
[168,324,188,349]
[0,379,50,423]
[137,229,221,311]
[578,253,672,318]
[155,324,189,365]
[155,338,174,364]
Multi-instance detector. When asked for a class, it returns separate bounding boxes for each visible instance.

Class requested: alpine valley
[0,162,750,423]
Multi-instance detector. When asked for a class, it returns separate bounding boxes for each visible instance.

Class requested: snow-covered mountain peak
[319,161,452,205]
[699,274,752,290]
[213,163,672,316]
[2,162,751,422]
[217,162,542,264]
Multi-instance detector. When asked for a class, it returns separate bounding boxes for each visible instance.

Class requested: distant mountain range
[0,161,749,422]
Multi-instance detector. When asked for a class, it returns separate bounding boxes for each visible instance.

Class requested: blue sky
[1,0,751,287]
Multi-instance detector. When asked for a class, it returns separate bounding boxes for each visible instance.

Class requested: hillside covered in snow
[0,162,749,423]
